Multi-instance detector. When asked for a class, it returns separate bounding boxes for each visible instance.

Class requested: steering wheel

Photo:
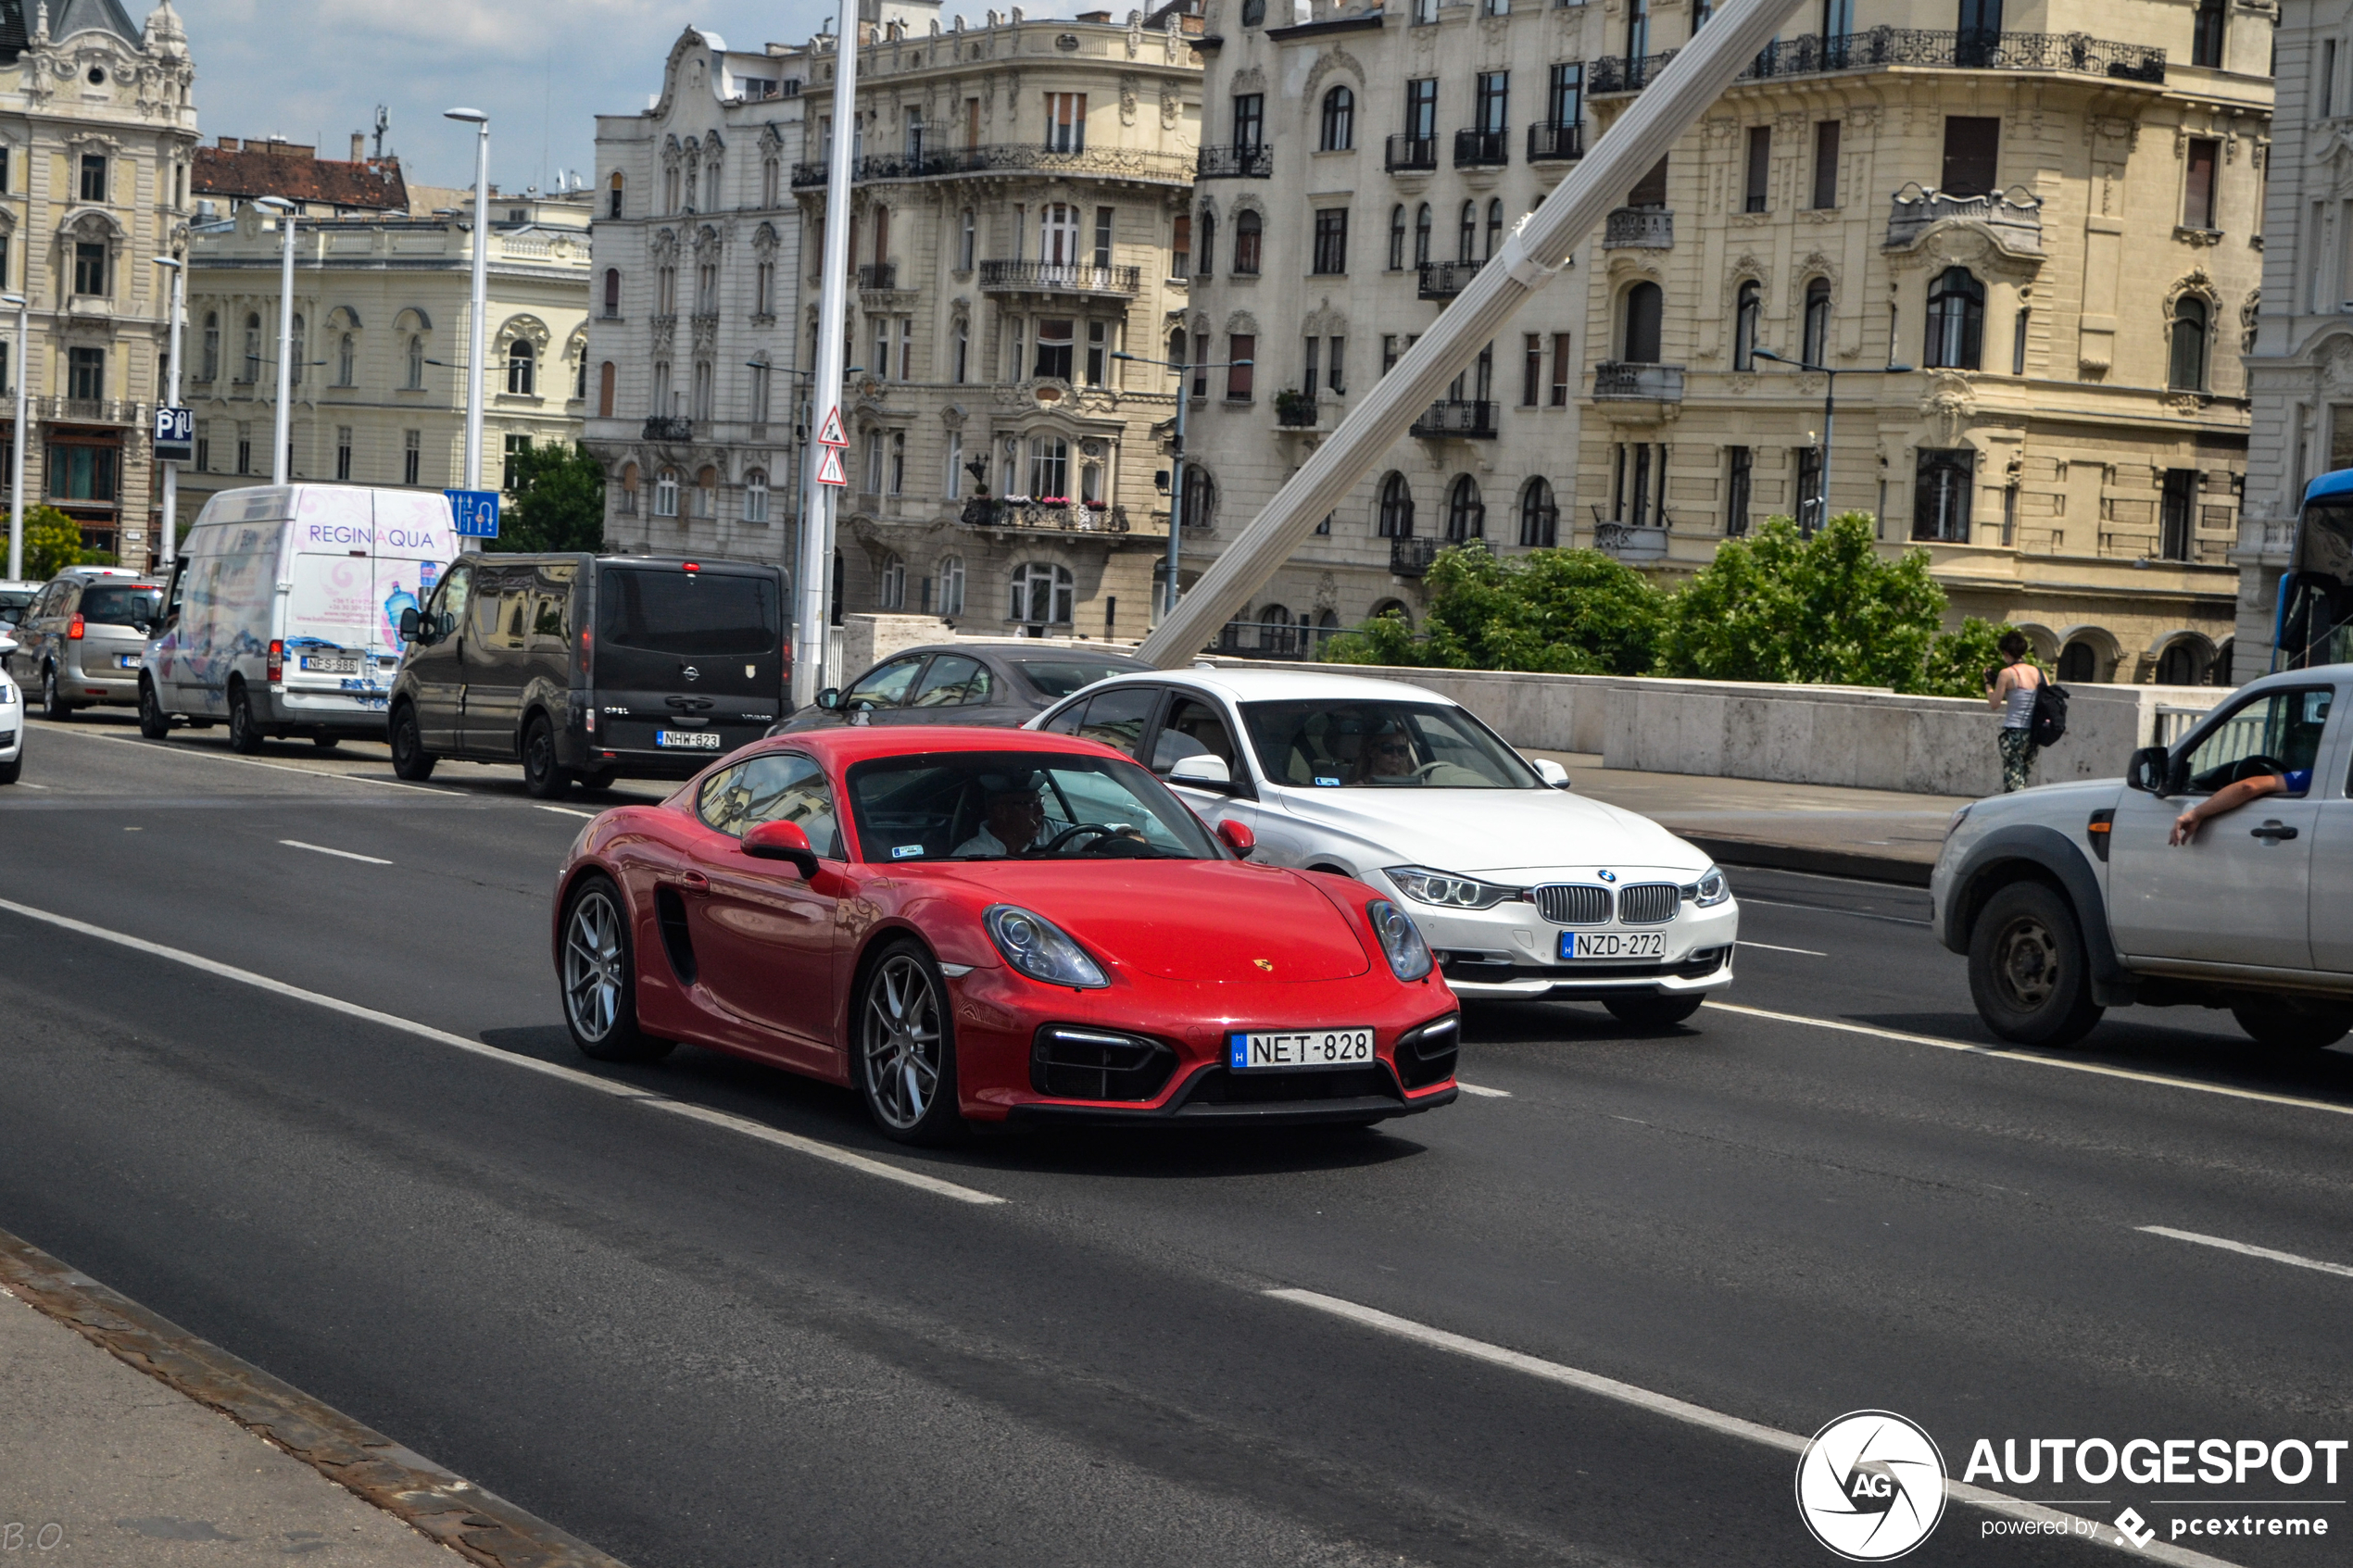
[2229,754,2284,785]
[1039,822,1117,854]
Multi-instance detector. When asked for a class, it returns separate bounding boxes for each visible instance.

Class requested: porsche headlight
[1367,897,1434,982]
[1680,865,1731,908]
[1383,865,1517,909]
[984,904,1109,989]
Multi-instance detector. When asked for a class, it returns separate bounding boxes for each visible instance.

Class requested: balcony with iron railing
[1390,537,1441,576]
[1385,133,1439,173]
[1885,183,2045,256]
[1592,362,1686,402]
[37,396,142,427]
[1453,128,1509,169]
[790,143,1195,187]
[1196,144,1274,180]
[1417,258,1483,299]
[1592,521,1671,560]
[1527,121,1584,162]
[977,259,1142,296]
[1590,28,2165,94]
[642,415,696,441]
[1409,399,1497,439]
[1603,207,1673,248]
[960,497,1136,534]
[857,263,898,291]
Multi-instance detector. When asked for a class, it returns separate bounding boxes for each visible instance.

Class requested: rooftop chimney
[351,133,366,160]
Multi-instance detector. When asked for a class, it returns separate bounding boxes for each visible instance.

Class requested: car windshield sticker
[1315,775,1342,786]
[892,844,926,859]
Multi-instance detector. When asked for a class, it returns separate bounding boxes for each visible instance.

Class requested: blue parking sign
[446,488,500,538]
[153,405,193,463]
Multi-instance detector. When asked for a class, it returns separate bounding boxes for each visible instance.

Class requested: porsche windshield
[1240,699,1540,788]
[846,749,1222,861]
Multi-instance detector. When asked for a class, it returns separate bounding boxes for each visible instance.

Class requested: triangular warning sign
[815,445,849,486]
[815,405,847,446]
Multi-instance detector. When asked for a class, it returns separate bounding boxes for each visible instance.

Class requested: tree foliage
[22,506,86,579]
[488,443,608,554]
[1326,542,1667,674]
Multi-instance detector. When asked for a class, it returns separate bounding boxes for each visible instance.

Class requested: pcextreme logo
[1795,1410,1949,1562]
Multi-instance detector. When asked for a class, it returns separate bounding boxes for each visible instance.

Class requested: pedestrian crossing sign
[815,445,849,486]
[816,405,846,446]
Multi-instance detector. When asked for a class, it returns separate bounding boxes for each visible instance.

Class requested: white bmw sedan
[1029,666,1737,1026]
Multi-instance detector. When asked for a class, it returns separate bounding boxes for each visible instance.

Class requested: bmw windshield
[1239,699,1541,788]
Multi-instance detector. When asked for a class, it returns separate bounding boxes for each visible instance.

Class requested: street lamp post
[1111,348,1250,626]
[4,294,23,582]
[793,8,858,709]
[1753,349,1912,537]
[255,196,296,485]
[445,108,491,491]
[154,256,185,568]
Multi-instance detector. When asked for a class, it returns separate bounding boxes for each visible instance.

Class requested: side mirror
[398,607,422,643]
[1216,817,1256,859]
[814,686,843,711]
[741,819,821,879]
[2126,745,2169,795]
[1530,758,1570,789]
[1168,752,1234,789]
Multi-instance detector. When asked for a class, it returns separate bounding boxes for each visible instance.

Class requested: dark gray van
[386,552,786,797]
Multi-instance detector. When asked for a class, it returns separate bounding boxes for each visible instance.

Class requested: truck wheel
[389,704,437,781]
[580,766,618,792]
[1604,994,1705,1031]
[226,681,265,754]
[522,714,573,798]
[2230,1000,2353,1050]
[137,678,172,739]
[1969,881,2104,1046]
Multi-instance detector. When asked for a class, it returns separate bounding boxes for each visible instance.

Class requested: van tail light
[585,709,597,734]
[267,639,283,682]
[580,626,593,674]
[67,614,84,640]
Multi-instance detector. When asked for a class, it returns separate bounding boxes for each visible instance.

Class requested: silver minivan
[6,567,164,719]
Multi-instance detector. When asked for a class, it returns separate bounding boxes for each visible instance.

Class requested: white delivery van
[141,484,459,750]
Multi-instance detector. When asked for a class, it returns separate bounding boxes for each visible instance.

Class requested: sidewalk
[1529,752,1975,885]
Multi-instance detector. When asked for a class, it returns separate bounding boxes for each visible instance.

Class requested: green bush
[1326,541,1667,674]
[22,506,85,579]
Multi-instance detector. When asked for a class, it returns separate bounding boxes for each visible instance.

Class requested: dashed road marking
[280,839,393,865]
[1454,1082,1512,1098]
[535,805,598,819]
[2137,1225,2353,1281]
[1736,939,1827,956]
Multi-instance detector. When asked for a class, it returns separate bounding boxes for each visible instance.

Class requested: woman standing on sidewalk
[1985,632,2044,793]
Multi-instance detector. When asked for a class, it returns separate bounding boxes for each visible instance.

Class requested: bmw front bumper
[1381,872,1740,999]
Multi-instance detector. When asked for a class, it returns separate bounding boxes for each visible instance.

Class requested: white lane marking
[1266,1288,2246,1568]
[1705,1001,2353,1121]
[280,838,393,866]
[1738,897,1930,928]
[0,896,1004,1207]
[15,782,48,790]
[53,724,457,795]
[1736,939,1826,957]
[1454,1082,1512,1098]
[536,805,597,819]
[2137,1225,2353,1281]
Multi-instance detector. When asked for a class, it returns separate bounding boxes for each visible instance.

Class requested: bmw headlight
[984,905,1109,988]
[1366,897,1434,982]
[1383,865,1517,909]
[1680,865,1731,908]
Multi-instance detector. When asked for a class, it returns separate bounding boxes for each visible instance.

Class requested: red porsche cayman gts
[551,727,1461,1142]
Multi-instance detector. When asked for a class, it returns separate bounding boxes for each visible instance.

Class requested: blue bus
[2273,468,2353,671]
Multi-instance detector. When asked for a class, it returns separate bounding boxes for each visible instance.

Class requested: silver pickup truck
[1932,666,2353,1049]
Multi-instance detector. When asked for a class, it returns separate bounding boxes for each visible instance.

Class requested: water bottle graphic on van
[382,581,420,655]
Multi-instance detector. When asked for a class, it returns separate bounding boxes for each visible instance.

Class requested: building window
[1179,468,1216,533]
[1924,267,1984,370]
[1620,282,1664,364]
[653,467,680,517]
[1795,446,1824,532]
[1085,320,1108,385]
[744,469,769,523]
[2183,138,2220,230]
[1192,331,1209,399]
[1475,71,1508,137]
[952,320,969,384]
[1547,63,1582,135]
[1941,116,1999,197]
[47,442,115,501]
[503,434,530,492]
[1028,435,1069,499]
[691,359,713,421]
[194,422,208,472]
[1549,333,1571,405]
[693,467,716,519]
[602,268,621,319]
[946,433,964,498]
[1445,474,1484,541]
[748,360,770,425]
[1033,318,1074,381]
[2192,0,2226,67]
[1485,198,1504,260]
[0,148,9,194]
[937,554,966,616]
[898,318,915,381]
[1227,334,1254,400]
[73,241,107,296]
[1743,126,1770,212]
[2012,308,2030,375]
[1196,207,1214,280]
[335,426,353,481]
[1172,212,1191,279]
[1321,86,1354,151]
[1811,120,1841,209]
[1522,334,1542,407]
[607,171,624,219]
[1726,445,1753,535]
[1303,336,1321,398]
[1378,471,1415,537]
[1802,278,1831,365]
[598,361,616,418]
[888,431,906,495]
[2170,296,2209,390]
[1328,336,1345,395]
[1732,280,1760,370]
[506,339,535,396]
[333,332,355,387]
[199,311,219,382]
[1312,208,1347,274]
[877,552,907,608]
[288,313,305,387]
[1010,561,1075,624]
[1233,210,1263,275]
[1388,205,1406,270]
[402,429,420,485]
[1912,448,1973,542]
[1231,93,1264,150]
[1092,206,1114,269]
[1456,200,1477,265]
[79,153,106,202]
[1518,476,1557,546]
[66,346,103,401]
[960,208,976,271]
[865,432,886,493]
[1414,203,1432,267]
[1046,93,1088,154]
[406,334,424,389]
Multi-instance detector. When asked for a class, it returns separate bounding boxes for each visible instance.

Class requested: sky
[175,0,924,196]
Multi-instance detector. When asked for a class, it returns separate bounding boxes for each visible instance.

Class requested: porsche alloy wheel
[859,943,962,1144]
[560,877,671,1064]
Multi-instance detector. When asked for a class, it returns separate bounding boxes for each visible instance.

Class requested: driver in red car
[956,776,1050,858]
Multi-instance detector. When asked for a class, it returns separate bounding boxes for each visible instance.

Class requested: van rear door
[593,563,782,760]
[369,491,455,689]
[283,490,387,701]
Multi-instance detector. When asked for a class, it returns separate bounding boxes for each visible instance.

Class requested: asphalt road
[4,711,2350,1567]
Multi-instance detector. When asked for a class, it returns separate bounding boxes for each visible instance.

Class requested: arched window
[937,553,967,616]
[1414,203,1432,267]
[1261,603,1297,654]
[597,361,616,418]
[1621,282,1664,363]
[1370,598,1412,628]
[1389,204,1407,270]
[2057,640,2100,684]
[242,312,261,383]
[1197,206,1215,279]
[1924,266,1984,370]
[506,338,535,396]
[602,269,621,319]
[1179,467,1216,533]
[1518,476,1558,546]
[2156,639,2206,685]
[2170,296,2209,391]
[1802,278,1832,366]
[335,332,356,387]
[288,314,305,386]
[199,310,219,382]
[1233,209,1263,274]
[1485,197,1504,259]
[574,349,587,401]
[617,461,640,515]
[1321,86,1355,151]
[1446,474,1484,541]
[1377,471,1415,537]
[406,333,424,389]
[1168,325,1188,370]
[877,551,907,608]
[653,467,681,518]
[1010,561,1076,624]
[607,170,624,220]
[1456,200,1478,265]
[1732,280,1760,371]
[743,468,769,523]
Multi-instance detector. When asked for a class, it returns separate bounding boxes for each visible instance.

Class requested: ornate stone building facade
[585,26,813,565]
[0,0,197,567]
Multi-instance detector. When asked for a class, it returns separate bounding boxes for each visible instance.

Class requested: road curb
[0,1227,630,1568]
[1680,834,1934,888]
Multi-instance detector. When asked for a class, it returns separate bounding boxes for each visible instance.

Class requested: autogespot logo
[1796,1411,1949,1562]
